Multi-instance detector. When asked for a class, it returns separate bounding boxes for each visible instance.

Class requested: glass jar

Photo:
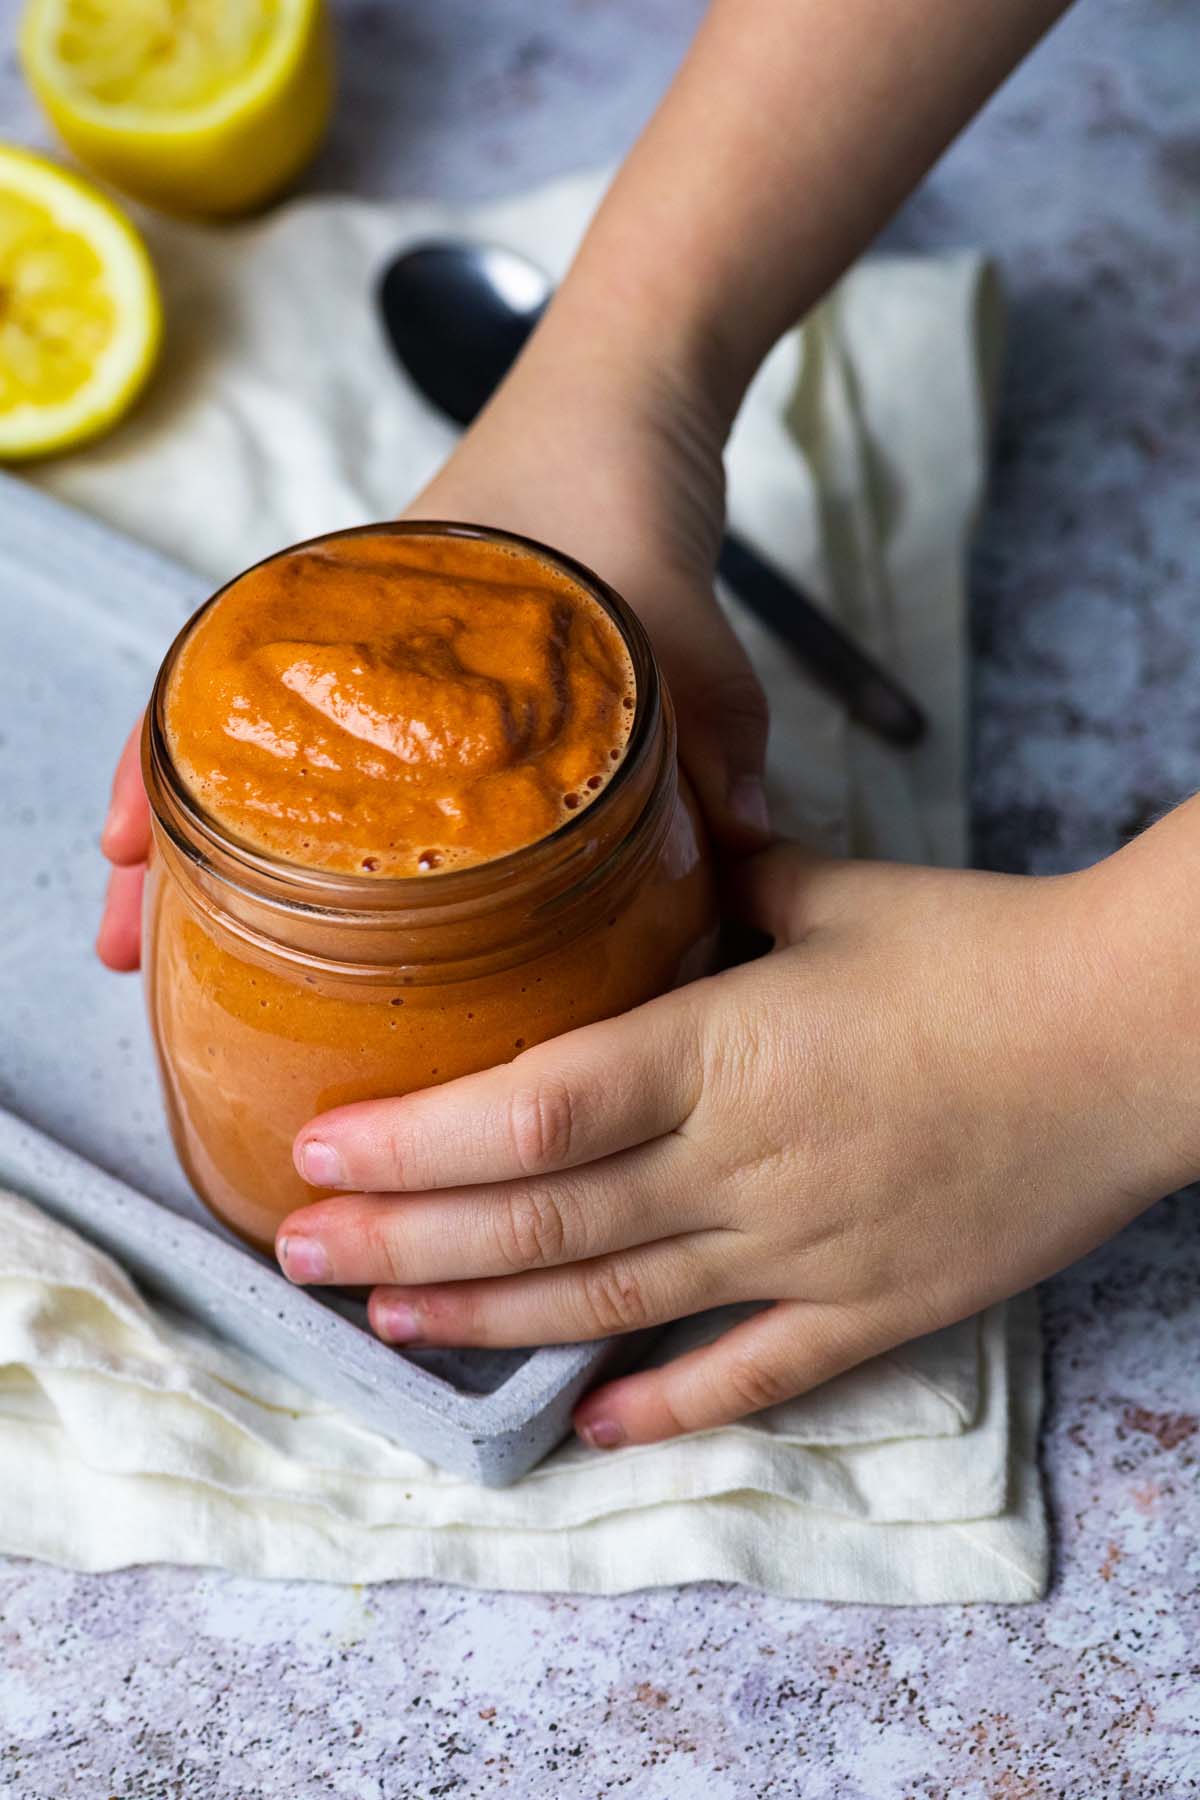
[142,522,717,1252]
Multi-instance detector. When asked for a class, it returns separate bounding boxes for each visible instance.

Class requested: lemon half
[0,145,161,461]
[19,0,334,217]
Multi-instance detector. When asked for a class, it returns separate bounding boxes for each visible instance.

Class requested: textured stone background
[2,0,1199,1793]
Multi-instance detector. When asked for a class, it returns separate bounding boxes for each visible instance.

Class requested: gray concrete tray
[0,472,625,1484]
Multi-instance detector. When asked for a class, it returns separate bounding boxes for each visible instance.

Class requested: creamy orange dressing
[165,530,635,876]
[145,525,716,1250]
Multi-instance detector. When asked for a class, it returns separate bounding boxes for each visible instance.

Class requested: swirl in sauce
[165,530,636,877]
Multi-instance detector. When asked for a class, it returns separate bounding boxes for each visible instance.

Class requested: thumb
[723,841,840,948]
[653,590,770,852]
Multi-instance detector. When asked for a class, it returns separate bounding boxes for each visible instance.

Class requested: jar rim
[145,519,664,919]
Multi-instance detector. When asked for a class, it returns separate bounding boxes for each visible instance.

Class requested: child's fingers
[96,864,145,972]
[572,1299,885,1446]
[100,719,150,866]
[293,988,704,1195]
[366,1233,731,1350]
[276,1140,710,1290]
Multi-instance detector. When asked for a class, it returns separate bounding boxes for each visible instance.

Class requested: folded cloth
[0,1189,1043,1599]
[8,169,1045,1602]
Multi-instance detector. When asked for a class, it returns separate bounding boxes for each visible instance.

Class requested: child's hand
[280,844,1184,1448]
[95,306,768,970]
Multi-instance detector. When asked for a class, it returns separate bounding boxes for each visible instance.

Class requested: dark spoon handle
[716,532,926,747]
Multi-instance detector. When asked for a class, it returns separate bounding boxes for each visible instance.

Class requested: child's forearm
[542,0,1070,419]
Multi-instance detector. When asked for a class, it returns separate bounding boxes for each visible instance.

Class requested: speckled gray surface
[2,0,1199,1791]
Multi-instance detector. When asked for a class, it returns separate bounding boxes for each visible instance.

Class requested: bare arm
[539,0,1070,419]
[102,0,1069,943]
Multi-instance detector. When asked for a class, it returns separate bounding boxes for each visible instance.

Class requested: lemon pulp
[0,146,160,459]
[20,0,333,216]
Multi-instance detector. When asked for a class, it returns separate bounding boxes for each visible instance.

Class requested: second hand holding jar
[142,523,717,1253]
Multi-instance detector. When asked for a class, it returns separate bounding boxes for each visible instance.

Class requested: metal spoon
[378,241,926,748]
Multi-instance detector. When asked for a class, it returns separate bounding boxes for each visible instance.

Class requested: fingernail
[277,1235,331,1284]
[297,1139,345,1189]
[374,1301,422,1344]
[579,1418,624,1451]
[728,778,770,839]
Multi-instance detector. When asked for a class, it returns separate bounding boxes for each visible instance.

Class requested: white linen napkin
[6,169,1045,1602]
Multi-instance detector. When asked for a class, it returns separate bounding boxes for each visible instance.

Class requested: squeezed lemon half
[0,144,161,460]
[19,0,334,217]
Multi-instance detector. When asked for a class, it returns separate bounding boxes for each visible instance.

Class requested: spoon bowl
[378,241,551,427]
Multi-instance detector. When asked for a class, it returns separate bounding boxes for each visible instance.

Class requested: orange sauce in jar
[143,523,716,1251]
